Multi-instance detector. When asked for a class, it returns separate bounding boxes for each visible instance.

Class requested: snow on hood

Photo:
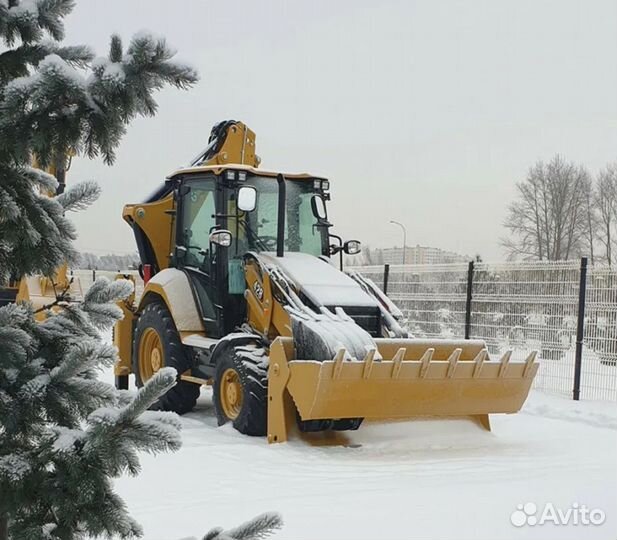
[258,252,379,309]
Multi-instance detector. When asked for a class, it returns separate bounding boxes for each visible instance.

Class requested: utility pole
[390,220,407,264]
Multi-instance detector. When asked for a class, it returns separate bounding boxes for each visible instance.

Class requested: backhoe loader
[113,120,539,443]
[0,157,83,318]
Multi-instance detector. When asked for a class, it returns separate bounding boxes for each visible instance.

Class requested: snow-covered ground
[99,365,617,540]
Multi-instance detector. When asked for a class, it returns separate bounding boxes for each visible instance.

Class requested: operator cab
[167,165,357,337]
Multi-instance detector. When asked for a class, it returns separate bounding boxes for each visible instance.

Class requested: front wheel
[132,301,200,414]
[213,343,268,436]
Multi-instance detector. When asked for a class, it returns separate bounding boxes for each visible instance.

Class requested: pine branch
[0,41,93,86]
[22,165,58,192]
[0,0,76,46]
[0,34,198,166]
[82,276,132,305]
[117,367,178,422]
[108,34,122,63]
[50,340,116,381]
[55,180,100,211]
[32,277,72,314]
[203,513,283,540]
[0,7,198,539]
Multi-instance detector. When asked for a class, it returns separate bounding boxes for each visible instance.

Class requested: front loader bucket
[266,337,538,443]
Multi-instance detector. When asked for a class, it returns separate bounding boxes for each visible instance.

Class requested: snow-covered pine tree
[0,1,199,538]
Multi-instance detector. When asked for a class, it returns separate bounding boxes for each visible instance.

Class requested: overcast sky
[65,0,617,261]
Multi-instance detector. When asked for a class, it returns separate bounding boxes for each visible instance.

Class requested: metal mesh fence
[471,261,580,399]
[70,263,615,402]
[583,266,617,401]
[350,260,617,402]
[358,264,470,339]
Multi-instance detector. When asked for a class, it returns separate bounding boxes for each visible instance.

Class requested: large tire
[133,302,200,414]
[213,342,268,436]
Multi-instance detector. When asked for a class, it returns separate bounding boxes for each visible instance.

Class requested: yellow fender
[113,268,205,380]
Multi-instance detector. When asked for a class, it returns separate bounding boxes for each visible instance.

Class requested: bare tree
[502,155,591,260]
[596,163,617,265]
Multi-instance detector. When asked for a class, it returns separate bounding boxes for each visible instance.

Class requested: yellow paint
[201,121,259,167]
[122,194,174,271]
[137,327,164,381]
[113,274,136,377]
[244,257,292,339]
[266,337,539,443]
[180,373,212,385]
[220,367,244,420]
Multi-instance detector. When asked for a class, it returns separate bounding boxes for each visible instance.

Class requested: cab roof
[167,163,325,181]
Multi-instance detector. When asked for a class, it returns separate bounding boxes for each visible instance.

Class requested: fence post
[464,260,474,339]
[92,268,96,282]
[383,264,390,296]
[573,257,588,401]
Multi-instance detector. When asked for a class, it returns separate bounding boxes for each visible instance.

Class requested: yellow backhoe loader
[0,158,83,318]
[113,120,539,443]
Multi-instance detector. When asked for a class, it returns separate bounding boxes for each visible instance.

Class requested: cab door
[174,175,224,337]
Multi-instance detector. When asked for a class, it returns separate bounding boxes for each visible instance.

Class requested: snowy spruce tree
[0,3,283,539]
[0,1,202,538]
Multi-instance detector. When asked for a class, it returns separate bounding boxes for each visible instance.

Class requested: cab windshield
[229,176,327,258]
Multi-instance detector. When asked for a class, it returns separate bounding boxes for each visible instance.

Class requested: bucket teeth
[472,349,488,377]
[446,348,462,378]
[332,348,347,379]
[498,350,513,377]
[523,351,538,378]
[419,348,435,378]
[362,349,376,379]
[391,348,406,378]
[392,347,406,362]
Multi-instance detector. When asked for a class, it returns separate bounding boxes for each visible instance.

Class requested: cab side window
[180,179,216,265]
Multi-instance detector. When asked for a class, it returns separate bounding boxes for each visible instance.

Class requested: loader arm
[190,120,260,168]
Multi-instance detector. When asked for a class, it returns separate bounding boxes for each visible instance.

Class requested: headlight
[313,179,330,191]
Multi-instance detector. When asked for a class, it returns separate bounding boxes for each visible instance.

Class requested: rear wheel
[132,301,200,414]
[213,343,268,436]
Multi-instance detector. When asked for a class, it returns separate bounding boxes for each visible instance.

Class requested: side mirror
[238,186,257,212]
[311,195,327,220]
[344,240,361,255]
[209,229,232,247]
